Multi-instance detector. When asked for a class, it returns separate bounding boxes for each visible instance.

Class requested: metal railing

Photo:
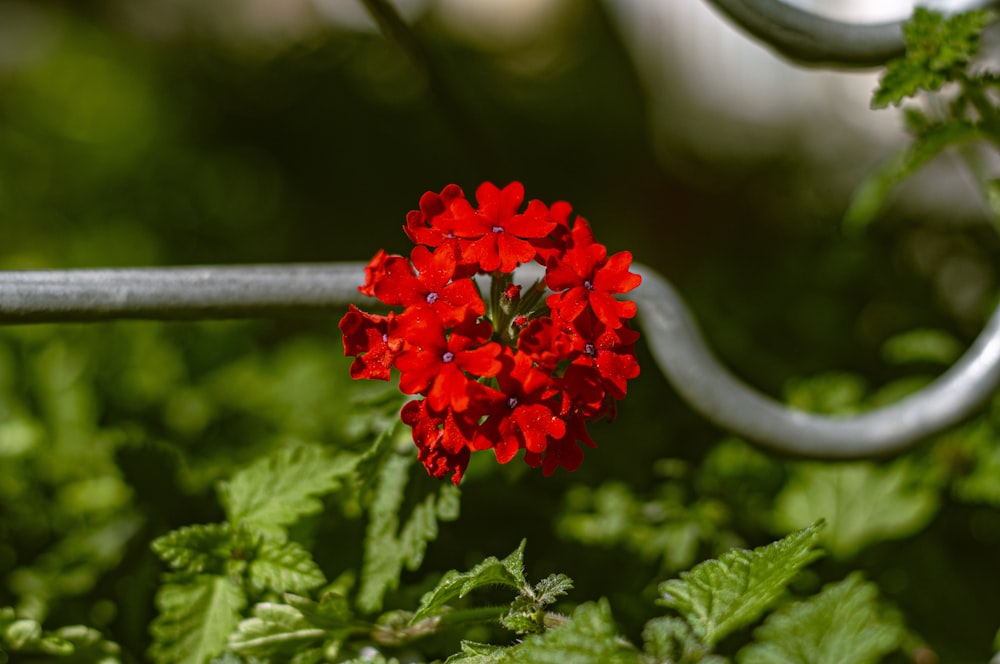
[703,0,998,67]
[2,259,999,459]
[3,0,999,457]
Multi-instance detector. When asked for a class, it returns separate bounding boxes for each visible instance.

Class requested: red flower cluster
[340,182,641,485]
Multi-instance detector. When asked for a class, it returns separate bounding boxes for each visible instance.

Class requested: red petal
[594,251,641,294]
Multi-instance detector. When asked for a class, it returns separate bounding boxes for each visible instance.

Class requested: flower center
[381,333,388,343]
[507,396,519,409]
[441,351,455,363]
[425,291,439,304]
[584,343,596,357]
[492,225,504,233]
[583,280,594,290]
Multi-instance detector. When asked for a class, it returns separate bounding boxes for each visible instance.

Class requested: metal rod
[0,264,372,322]
[702,0,998,68]
[632,265,1000,458]
[1,262,997,458]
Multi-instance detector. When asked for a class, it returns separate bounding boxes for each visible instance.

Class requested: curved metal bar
[702,0,998,68]
[632,265,1000,457]
[1,262,999,456]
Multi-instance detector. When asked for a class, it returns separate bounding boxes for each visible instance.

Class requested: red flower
[475,350,565,463]
[533,199,573,265]
[401,399,472,486]
[342,180,641,485]
[359,249,392,298]
[373,245,484,325]
[339,305,402,381]
[394,309,503,412]
[403,184,466,249]
[524,414,595,476]
[516,317,574,371]
[545,217,640,328]
[448,182,556,273]
[563,313,640,409]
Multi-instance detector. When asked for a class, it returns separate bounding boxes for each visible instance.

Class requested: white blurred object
[785,0,992,21]
[607,0,994,218]
[433,0,569,45]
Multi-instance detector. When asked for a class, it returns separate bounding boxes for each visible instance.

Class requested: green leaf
[658,522,824,647]
[641,616,705,662]
[873,8,996,107]
[356,440,461,614]
[227,602,326,657]
[149,574,247,664]
[446,640,512,663]
[737,573,904,664]
[248,539,326,595]
[339,654,400,664]
[951,420,1000,506]
[783,372,866,415]
[882,329,963,366]
[284,590,354,630]
[529,574,573,608]
[412,540,528,623]
[504,573,575,634]
[843,120,982,230]
[505,600,641,664]
[0,611,122,660]
[152,523,233,574]
[219,441,355,540]
[774,461,939,558]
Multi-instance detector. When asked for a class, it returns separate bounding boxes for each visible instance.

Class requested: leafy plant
[4,5,1000,664]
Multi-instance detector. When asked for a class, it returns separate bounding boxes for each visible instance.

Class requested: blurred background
[2,0,996,351]
[2,0,1000,661]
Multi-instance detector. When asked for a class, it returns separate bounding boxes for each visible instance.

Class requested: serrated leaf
[658,522,824,647]
[531,574,573,607]
[219,441,355,540]
[843,120,981,230]
[737,573,903,664]
[149,574,247,664]
[356,451,410,614]
[873,8,996,107]
[775,461,938,558]
[505,572,575,634]
[248,539,326,595]
[357,446,461,614]
[505,599,641,664]
[228,602,326,657]
[641,616,703,662]
[446,640,512,663]
[412,540,528,623]
[152,523,233,573]
[353,425,399,508]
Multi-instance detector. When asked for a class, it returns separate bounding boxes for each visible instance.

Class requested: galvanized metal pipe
[702,0,998,67]
[0,264,372,323]
[1,262,997,457]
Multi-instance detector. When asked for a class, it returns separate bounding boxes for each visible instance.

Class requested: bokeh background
[2,0,1000,661]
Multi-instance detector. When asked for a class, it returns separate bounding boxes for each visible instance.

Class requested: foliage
[736,573,904,664]
[872,8,996,108]
[3,4,1000,664]
[846,8,1000,230]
